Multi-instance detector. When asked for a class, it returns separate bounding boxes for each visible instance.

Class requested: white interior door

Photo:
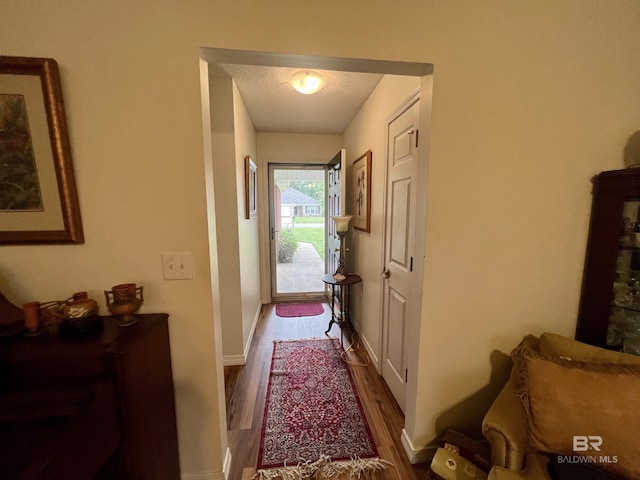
[381,96,420,412]
[327,149,346,275]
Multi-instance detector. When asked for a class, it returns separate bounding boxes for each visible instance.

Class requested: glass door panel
[609,198,640,354]
[270,165,327,299]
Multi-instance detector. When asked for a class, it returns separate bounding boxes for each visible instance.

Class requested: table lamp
[331,215,353,280]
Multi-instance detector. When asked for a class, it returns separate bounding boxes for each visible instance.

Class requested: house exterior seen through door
[270,166,327,300]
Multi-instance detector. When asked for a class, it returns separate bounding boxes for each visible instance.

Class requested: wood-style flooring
[224,303,434,480]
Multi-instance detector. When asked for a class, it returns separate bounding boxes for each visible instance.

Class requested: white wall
[1,1,639,477]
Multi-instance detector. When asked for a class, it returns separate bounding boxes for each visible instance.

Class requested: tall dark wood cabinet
[0,313,180,479]
[576,168,640,355]
[105,313,181,479]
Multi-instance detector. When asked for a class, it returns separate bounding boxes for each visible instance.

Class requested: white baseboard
[223,354,245,366]
[357,331,381,374]
[181,448,231,480]
[223,447,232,479]
[223,303,261,366]
[181,469,225,480]
[244,304,260,360]
[401,429,438,465]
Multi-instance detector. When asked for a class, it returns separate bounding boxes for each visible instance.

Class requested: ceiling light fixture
[290,70,326,95]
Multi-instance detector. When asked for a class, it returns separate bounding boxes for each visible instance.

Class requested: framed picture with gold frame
[353,150,372,232]
[0,56,83,244]
[244,155,257,219]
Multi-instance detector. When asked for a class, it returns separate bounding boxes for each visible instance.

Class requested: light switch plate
[161,252,194,280]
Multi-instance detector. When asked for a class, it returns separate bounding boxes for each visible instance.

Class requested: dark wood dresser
[0,313,180,479]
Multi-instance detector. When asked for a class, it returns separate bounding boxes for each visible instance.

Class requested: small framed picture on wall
[353,150,372,232]
[244,155,257,219]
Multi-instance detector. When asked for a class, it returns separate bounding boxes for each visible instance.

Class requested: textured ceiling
[215,64,384,135]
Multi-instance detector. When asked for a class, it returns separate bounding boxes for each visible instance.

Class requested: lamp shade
[331,215,353,233]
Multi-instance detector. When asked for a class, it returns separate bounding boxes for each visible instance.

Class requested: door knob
[382,268,390,279]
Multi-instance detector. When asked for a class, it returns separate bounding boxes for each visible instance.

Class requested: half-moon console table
[322,273,362,341]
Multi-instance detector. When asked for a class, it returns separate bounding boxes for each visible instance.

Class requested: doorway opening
[200,48,434,468]
[270,165,327,300]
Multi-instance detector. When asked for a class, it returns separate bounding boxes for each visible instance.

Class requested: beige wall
[232,82,261,360]
[208,76,261,366]
[343,75,422,365]
[200,61,231,477]
[257,133,343,164]
[209,76,245,368]
[409,3,640,450]
[1,1,639,477]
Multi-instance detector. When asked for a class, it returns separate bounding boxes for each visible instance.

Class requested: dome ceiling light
[290,70,326,95]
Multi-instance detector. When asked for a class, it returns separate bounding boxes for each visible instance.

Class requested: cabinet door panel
[577,169,640,356]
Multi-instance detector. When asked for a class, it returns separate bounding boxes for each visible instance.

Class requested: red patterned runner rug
[253,338,391,479]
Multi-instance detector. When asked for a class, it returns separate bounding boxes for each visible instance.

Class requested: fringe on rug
[252,455,393,480]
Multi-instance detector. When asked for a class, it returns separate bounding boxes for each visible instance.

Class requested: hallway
[224,303,434,480]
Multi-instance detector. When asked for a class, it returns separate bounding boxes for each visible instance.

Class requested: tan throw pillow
[513,336,640,480]
[539,332,640,365]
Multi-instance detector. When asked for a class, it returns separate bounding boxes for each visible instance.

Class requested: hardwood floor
[224,303,434,480]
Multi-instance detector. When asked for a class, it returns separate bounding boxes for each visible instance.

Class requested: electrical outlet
[161,252,194,280]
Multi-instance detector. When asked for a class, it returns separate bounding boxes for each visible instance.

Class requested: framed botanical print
[353,150,372,232]
[0,56,83,244]
[244,155,257,219]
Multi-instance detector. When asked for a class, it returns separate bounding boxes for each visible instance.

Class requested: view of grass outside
[290,227,325,260]
[293,216,324,224]
[292,218,325,260]
[274,168,327,294]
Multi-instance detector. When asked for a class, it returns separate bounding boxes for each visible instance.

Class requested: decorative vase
[22,301,44,336]
[64,291,98,319]
[105,283,144,327]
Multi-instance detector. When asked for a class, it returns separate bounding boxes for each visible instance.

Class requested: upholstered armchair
[482,333,640,480]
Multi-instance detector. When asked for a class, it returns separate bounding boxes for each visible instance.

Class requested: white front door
[381,95,420,412]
